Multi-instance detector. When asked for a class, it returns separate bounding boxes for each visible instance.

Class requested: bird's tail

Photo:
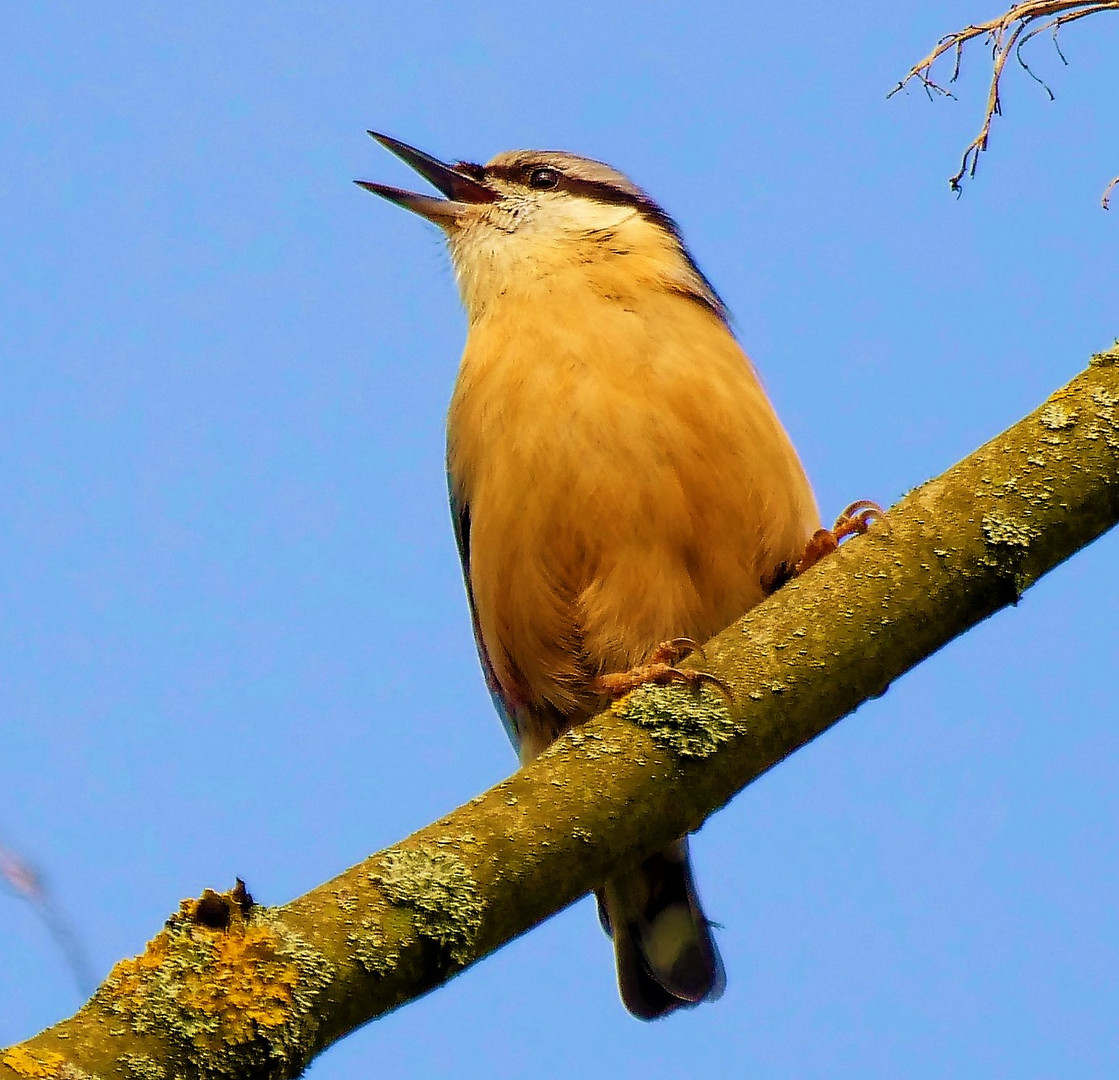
[597,837,724,1020]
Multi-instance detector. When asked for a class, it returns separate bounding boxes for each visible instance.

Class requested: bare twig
[1,841,95,997]
[889,1,1119,194]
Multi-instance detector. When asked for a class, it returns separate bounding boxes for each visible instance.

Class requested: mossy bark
[4,345,1118,1080]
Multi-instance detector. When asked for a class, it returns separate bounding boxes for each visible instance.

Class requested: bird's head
[358,132,725,322]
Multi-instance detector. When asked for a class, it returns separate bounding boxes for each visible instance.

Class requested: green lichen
[92,890,333,1080]
[982,513,1036,548]
[346,917,396,977]
[118,1054,164,1080]
[612,684,736,758]
[1084,386,1119,450]
[1033,400,1078,429]
[1039,403,1077,430]
[370,847,484,966]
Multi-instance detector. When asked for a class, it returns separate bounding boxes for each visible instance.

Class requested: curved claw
[833,500,889,540]
[652,665,735,706]
[838,498,886,521]
[652,636,707,666]
[646,665,734,703]
[689,669,734,704]
[594,660,734,704]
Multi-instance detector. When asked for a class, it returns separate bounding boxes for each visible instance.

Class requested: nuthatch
[358,133,867,1019]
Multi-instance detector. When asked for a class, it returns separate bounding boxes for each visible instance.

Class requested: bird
[357,132,873,1019]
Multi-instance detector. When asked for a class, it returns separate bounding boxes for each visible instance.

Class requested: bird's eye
[528,166,561,190]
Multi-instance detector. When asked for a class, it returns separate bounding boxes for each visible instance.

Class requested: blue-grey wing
[448,478,520,751]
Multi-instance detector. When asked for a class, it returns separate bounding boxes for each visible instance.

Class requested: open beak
[355,131,497,225]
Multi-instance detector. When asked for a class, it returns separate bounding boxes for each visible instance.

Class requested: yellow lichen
[178,925,301,1035]
[94,890,332,1079]
[1045,385,1078,403]
[1,1048,68,1079]
[103,933,174,1006]
[102,918,312,1045]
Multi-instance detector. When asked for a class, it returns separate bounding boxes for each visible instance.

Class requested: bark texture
[3,344,1118,1080]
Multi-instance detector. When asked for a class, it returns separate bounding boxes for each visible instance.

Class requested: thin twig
[890,1,1119,196]
[1,841,95,997]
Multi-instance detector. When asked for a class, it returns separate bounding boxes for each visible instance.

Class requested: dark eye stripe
[485,164,654,219]
[483,163,534,186]
[482,160,728,321]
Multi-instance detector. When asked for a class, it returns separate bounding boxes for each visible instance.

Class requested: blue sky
[2,2,1117,1077]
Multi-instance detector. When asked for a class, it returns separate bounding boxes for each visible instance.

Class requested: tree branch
[889,1,1119,195]
[4,344,1119,1080]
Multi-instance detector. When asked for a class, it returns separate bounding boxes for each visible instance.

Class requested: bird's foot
[762,500,888,595]
[796,500,888,575]
[593,638,731,700]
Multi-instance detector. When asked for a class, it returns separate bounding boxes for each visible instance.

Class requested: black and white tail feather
[597,838,724,1019]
